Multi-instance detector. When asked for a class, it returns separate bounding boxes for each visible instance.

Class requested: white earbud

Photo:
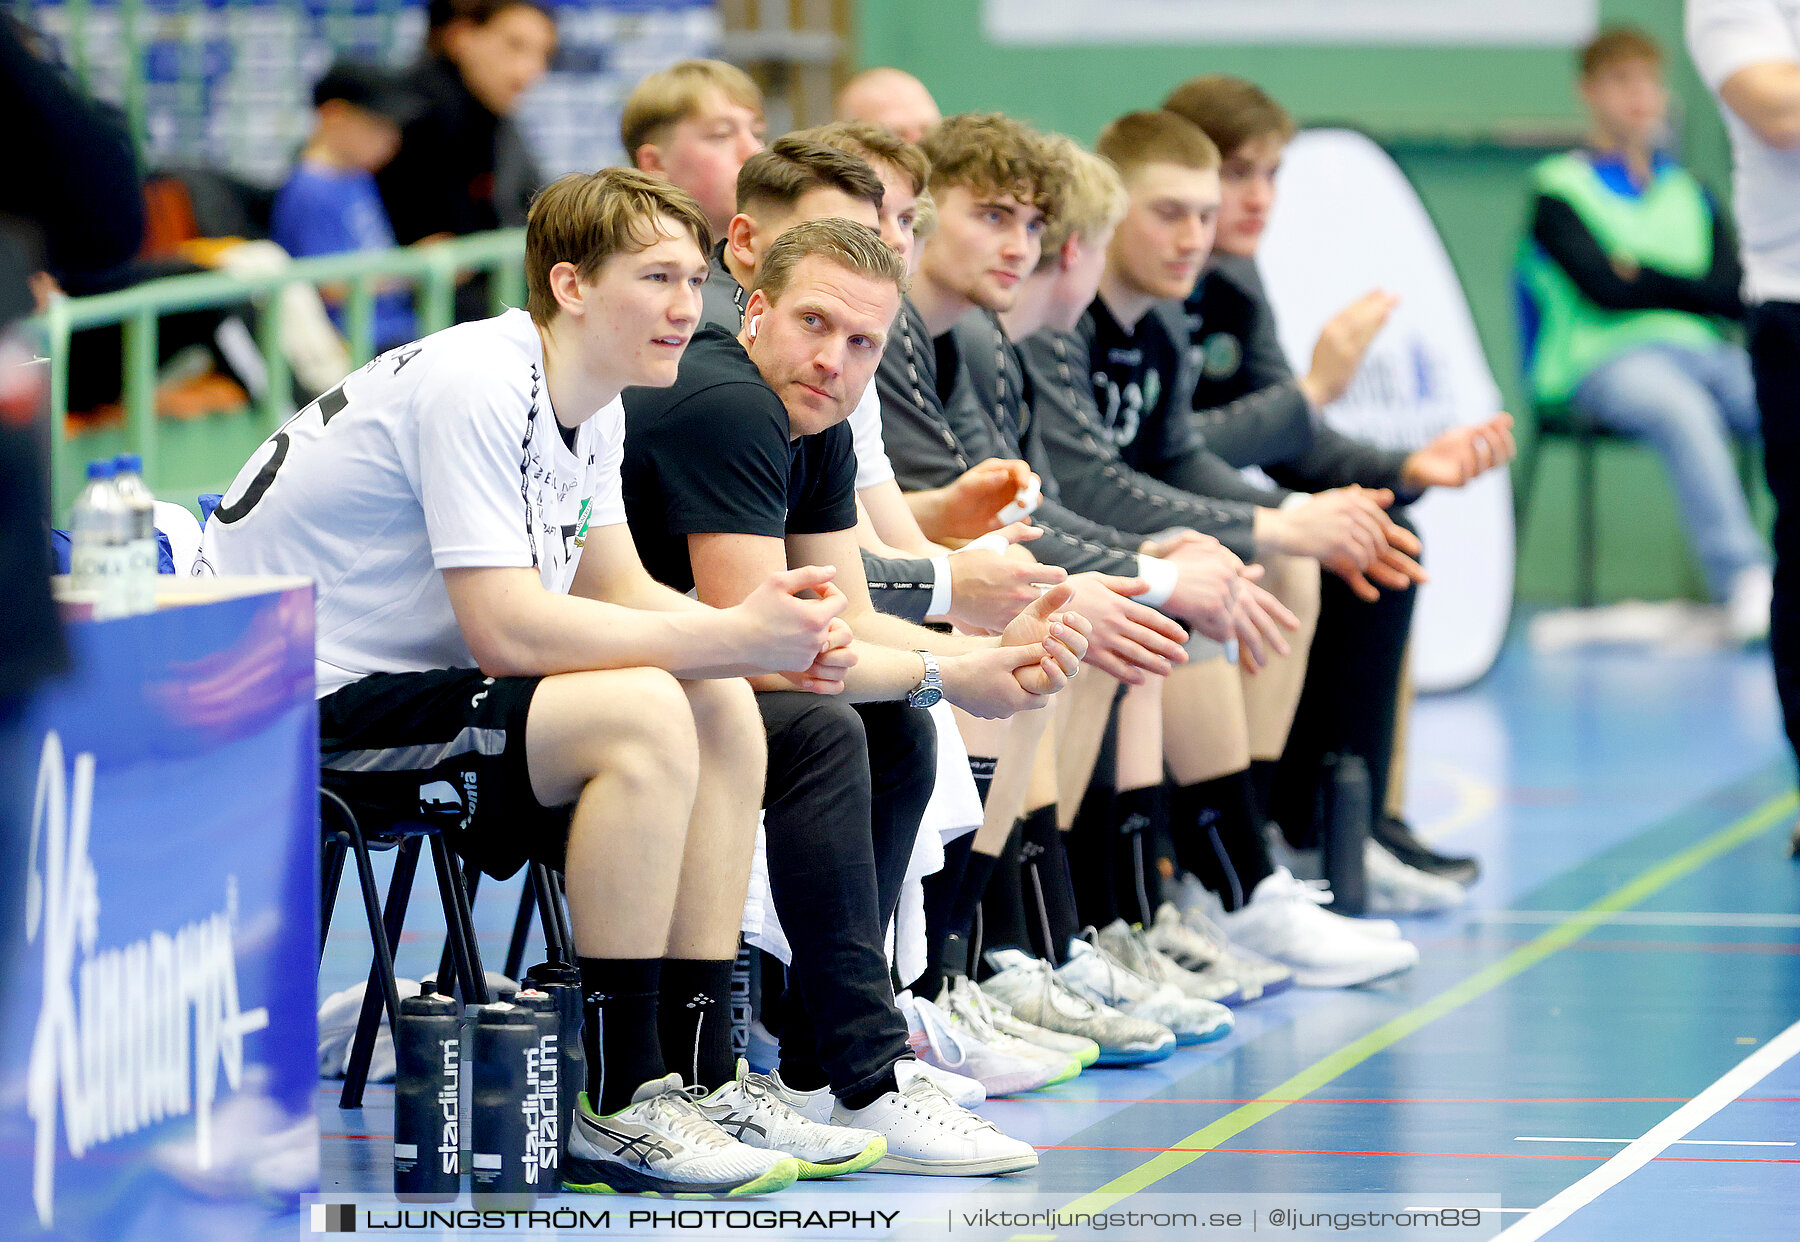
[747,313,762,341]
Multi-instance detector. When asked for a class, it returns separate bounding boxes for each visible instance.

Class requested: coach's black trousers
[756,692,935,1099]
[1749,302,1800,777]
[1268,511,1418,847]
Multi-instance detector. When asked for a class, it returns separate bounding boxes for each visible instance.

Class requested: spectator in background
[834,67,942,144]
[271,62,423,351]
[1521,25,1768,638]
[621,59,767,240]
[378,0,555,245]
[1688,0,1800,852]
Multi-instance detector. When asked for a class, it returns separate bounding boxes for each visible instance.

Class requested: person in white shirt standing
[1688,0,1800,851]
[201,168,858,1196]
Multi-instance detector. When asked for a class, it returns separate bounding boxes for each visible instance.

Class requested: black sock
[579,957,664,1116]
[1171,771,1274,913]
[1248,758,1279,823]
[980,820,1033,962]
[657,958,737,1093]
[839,1064,900,1111]
[915,833,973,1000]
[1114,784,1166,924]
[943,845,998,981]
[1064,782,1117,930]
[1019,805,1081,964]
[968,755,997,804]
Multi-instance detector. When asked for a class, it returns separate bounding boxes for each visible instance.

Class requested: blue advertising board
[0,581,318,1240]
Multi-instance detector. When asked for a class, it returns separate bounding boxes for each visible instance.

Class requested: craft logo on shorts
[311,1203,358,1232]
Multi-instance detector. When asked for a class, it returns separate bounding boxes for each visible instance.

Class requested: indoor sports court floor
[318,635,1800,1239]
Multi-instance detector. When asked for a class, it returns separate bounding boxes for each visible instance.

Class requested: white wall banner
[984,0,1597,46]
[1256,128,1515,692]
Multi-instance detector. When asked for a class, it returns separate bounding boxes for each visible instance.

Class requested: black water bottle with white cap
[512,988,562,1196]
[393,979,462,1202]
[470,1002,535,1206]
[522,960,585,1160]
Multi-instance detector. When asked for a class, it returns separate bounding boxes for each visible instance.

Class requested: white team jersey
[198,309,625,697]
[845,379,897,491]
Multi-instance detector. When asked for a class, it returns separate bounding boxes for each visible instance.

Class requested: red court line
[1038,1145,1800,1165]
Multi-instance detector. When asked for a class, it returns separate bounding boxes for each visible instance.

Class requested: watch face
[911,686,943,708]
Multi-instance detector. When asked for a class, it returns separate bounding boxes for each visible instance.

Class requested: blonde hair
[1095,110,1219,181]
[803,119,931,197]
[1036,135,1126,271]
[525,168,712,325]
[620,59,763,160]
[753,216,908,307]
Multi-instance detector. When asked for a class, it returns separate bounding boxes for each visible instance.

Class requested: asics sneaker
[563,1075,798,1197]
[1219,869,1420,988]
[938,976,1083,1085]
[833,1072,1038,1176]
[1146,901,1292,1001]
[688,1062,885,1180]
[963,977,1101,1068]
[1363,840,1468,915]
[1057,936,1233,1045]
[981,948,1175,1067]
[1095,917,1242,1006]
[1183,870,1402,941]
[898,990,1065,1097]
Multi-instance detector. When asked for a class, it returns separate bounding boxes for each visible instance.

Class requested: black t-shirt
[1084,297,1187,475]
[621,326,858,594]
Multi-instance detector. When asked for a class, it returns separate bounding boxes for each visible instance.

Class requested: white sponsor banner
[1257,129,1514,692]
[984,0,1596,46]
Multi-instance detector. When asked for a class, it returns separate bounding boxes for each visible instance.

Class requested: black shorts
[320,668,570,879]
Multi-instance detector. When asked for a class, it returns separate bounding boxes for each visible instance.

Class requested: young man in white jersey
[200,169,856,1197]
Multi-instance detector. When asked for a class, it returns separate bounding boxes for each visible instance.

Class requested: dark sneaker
[1373,815,1479,885]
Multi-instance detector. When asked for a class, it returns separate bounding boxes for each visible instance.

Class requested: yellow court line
[1034,788,1799,1226]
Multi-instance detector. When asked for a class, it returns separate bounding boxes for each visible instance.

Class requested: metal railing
[39,229,525,516]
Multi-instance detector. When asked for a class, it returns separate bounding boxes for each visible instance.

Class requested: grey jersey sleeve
[860,549,936,622]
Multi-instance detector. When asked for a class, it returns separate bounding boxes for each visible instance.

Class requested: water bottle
[392,980,462,1202]
[1322,753,1371,916]
[69,459,129,620]
[522,960,585,1159]
[470,1003,534,1206]
[512,989,561,1196]
[111,453,158,614]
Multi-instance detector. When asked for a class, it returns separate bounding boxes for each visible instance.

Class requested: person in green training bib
[1518,24,1769,637]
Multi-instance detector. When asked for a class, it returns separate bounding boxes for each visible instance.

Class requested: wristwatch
[907,650,943,709]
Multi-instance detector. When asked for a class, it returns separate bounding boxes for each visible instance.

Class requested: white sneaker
[1363,840,1468,915]
[1220,869,1420,988]
[898,989,1065,1097]
[981,949,1175,1067]
[564,1075,798,1197]
[1728,564,1773,644]
[833,1073,1038,1176]
[689,1062,886,1180]
[1057,936,1234,1044]
[1095,917,1243,1007]
[1184,869,1402,940]
[964,977,1100,1068]
[1147,901,1293,1000]
[763,1059,985,1123]
[939,976,1084,1084]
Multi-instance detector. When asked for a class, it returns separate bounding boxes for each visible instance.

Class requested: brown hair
[803,120,931,197]
[1161,74,1294,160]
[1036,136,1126,270]
[425,0,555,54]
[734,134,886,219]
[920,112,1060,218]
[1580,26,1663,78]
[1094,110,1219,181]
[525,168,712,325]
[752,215,909,307]
[620,59,763,161]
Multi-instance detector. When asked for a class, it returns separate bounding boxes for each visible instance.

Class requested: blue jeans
[1573,341,1767,599]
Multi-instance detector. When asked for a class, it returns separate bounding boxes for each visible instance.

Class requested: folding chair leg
[1576,436,1599,608]
[551,869,573,958]
[530,864,571,964]
[320,832,347,959]
[430,835,489,1005]
[504,879,537,981]
[340,835,421,1109]
[437,862,481,998]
